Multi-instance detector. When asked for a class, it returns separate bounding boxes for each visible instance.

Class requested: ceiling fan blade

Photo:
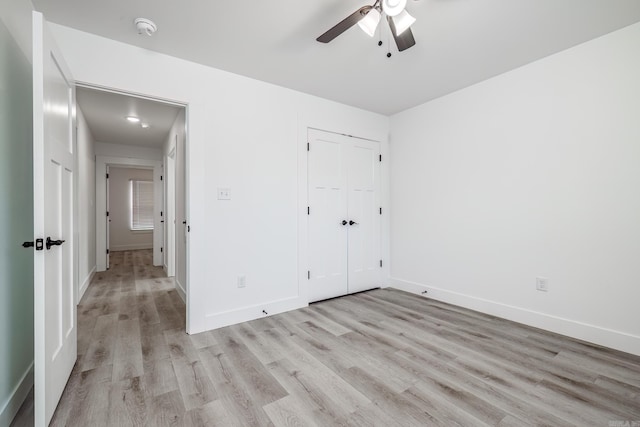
[387,16,416,51]
[317,6,372,43]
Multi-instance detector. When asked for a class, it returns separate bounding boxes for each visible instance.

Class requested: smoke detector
[134,18,157,36]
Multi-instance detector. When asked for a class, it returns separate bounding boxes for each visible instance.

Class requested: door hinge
[160,211,163,217]
[106,173,109,179]
[379,207,382,215]
[308,270,310,280]
[187,225,191,232]
[307,142,310,151]
[106,211,109,217]
[161,247,163,253]
[160,175,163,181]
[379,154,382,162]
[36,238,43,251]
[107,249,110,254]
[380,260,383,267]
[307,206,310,215]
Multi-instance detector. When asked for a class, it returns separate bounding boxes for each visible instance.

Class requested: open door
[32,11,77,426]
[166,147,176,276]
[106,165,110,269]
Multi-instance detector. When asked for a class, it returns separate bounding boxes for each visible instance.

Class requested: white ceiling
[35,0,640,115]
[76,87,181,147]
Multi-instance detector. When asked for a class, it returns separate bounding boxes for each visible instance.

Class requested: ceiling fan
[317,0,416,54]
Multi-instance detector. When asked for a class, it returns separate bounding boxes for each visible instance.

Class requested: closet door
[308,129,349,302]
[347,139,381,293]
[307,129,381,303]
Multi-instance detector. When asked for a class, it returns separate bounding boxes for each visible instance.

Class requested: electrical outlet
[536,277,549,292]
[237,275,246,288]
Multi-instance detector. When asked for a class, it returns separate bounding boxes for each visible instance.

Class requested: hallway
[51,249,186,425]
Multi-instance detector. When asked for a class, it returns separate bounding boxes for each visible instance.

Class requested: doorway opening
[76,84,188,307]
[74,83,190,337]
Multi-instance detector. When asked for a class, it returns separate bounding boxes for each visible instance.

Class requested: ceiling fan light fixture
[357,8,381,37]
[382,0,407,17]
[393,9,416,36]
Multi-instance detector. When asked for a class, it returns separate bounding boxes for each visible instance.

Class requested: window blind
[131,180,154,230]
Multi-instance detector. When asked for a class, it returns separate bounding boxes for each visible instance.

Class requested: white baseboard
[196,296,308,334]
[175,279,186,303]
[390,277,640,357]
[0,362,33,427]
[78,266,96,303]
[110,244,153,251]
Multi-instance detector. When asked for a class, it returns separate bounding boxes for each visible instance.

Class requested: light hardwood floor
[12,249,640,426]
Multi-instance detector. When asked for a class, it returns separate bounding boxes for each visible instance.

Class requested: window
[130,180,154,230]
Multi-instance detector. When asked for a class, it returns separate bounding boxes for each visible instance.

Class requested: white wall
[51,24,390,333]
[76,107,95,300]
[95,141,162,161]
[390,23,640,355]
[108,167,154,251]
[163,109,187,301]
[0,1,34,424]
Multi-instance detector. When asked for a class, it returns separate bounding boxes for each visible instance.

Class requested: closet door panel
[347,141,381,293]
[308,130,349,302]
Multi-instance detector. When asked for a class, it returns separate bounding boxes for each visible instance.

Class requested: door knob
[349,220,358,226]
[341,220,348,226]
[46,237,65,250]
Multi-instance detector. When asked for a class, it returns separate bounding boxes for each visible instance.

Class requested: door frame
[95,157,162,271]
[297,121,391,304]
[165,147,176,277]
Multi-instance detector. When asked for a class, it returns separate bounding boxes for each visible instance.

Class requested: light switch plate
[536,277,549,292]
[217,188,231,200]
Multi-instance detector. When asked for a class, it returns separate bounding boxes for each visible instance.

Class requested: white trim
[175,279,186,303]
[78,266,96,303]
[0,362,33,427]
[390,277,640,357]
[75,81,187,108]
[109,244,153,251]
[198,297,307,334]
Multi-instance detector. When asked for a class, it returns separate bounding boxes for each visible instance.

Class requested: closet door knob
[349,220,358,226]
[341,220,348,226]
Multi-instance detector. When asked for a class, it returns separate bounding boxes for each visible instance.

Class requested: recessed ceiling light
[126,116,140,123]
[141,123,150,129]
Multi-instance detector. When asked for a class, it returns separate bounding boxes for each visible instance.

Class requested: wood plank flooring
[13,249,640,426]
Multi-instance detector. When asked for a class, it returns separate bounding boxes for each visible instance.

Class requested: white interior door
[33,11,77,426]
[307,129,381,302]
[106,165,110,269]
[166,147,176,277]
[308,130,349,302]
[347,139,381,293]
